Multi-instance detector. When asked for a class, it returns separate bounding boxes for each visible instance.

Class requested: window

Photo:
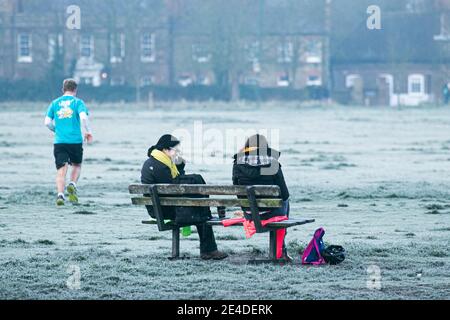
[346,74,362,88]
[192,44,211,63]
[408,74,425,94]
[80,34,94,58]
[141,33,155,62]
[440,13,450,37]
[307,75,322,86]
[141,75,155,87]
[434,13,450,41]
[178,74,193,87]
[304,39,322,64]
[277,42,293,63]
[48,34,63,63]
[110,33,125,63]
[246,41,260,62]
[17,33,32,63]
[277,74,290,87]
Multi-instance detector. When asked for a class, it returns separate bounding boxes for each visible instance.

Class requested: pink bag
[302,228,326,265]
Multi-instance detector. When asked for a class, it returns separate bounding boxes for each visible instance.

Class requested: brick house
[171,0,328,90]
[0,0,329,94]
[331,0,450,106]
[0,0,170,88]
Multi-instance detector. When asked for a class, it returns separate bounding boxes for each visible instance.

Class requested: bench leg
[248,230,291,265]
[269,230,277,261]
[171,228,180,259]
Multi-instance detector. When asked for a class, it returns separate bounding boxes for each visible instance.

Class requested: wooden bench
[129,184,315,263]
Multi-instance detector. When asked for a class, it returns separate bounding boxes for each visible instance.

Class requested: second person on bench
[141,134,228,260]
[233,134,292,261]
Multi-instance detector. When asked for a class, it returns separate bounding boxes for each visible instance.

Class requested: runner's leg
[67,164,81,204]
[56,164,68,194]
[70,164,82,184]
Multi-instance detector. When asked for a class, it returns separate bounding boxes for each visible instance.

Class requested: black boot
[217,206,226,219]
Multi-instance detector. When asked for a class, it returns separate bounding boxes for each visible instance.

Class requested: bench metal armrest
[246,186,266,233]
[150,185,173,232]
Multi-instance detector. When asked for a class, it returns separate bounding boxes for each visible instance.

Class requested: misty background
[0,0,449,106]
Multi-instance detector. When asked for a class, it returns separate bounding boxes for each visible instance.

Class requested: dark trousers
[196,223,218,254]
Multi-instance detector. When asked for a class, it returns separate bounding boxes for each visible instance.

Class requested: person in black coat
[141,134,228,260]
[232,134,291,260]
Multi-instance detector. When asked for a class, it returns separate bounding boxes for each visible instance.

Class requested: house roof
[174,0,326,37]
[331,11,443,64]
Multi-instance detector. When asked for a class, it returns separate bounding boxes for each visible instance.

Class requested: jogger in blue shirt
[45,79,93,206]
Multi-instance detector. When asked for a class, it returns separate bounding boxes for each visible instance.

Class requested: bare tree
[189,0,255,101]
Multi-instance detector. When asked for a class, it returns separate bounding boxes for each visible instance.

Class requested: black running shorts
[54,144,83,170]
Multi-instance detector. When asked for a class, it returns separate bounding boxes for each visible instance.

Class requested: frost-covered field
[0,102,449,300]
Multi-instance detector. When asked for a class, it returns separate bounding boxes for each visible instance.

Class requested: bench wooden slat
[143,218,315,228]
[131,197,283,208]
[129,184,281,197]
[206,218,315,228]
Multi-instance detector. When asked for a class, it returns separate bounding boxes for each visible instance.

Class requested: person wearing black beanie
[147,134,181,157]
[232,134,291,261]
[140,134,228,261]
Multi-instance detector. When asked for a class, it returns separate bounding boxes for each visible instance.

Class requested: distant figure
[232,134,292,261]
[443,83,450,105]
[141,134,228,260]
[44,79,93,206]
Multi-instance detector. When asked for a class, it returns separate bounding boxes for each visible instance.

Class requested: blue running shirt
[46,96,89,144]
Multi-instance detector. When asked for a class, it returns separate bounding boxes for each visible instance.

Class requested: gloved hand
[174,156,186,174]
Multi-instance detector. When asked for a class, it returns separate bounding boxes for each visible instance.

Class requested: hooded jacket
[232,147,290,203]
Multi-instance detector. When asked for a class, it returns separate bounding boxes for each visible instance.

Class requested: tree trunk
[231,72,240,101]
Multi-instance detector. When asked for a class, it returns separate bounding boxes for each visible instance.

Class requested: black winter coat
[141,156,186,219]
[232,148,290,220]
[232,149,290,201]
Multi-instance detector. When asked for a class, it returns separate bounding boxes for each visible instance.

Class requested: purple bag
[302,228,326,265]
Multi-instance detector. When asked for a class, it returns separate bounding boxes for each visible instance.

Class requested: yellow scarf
[151,149,190,236]
[151,149,180,178]
[242,147,259,153]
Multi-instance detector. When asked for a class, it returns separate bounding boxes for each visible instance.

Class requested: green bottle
[181,226,192,237]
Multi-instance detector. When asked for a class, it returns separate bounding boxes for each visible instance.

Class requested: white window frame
[306,75,322,86]
[277,42,293,63]
[80,34,94,59]
[408,74,425,95]
[304,39,322,64]
[17,33,32,63]
[191,44,211,63]
[141,33,156,63]
[110,33,125,64]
